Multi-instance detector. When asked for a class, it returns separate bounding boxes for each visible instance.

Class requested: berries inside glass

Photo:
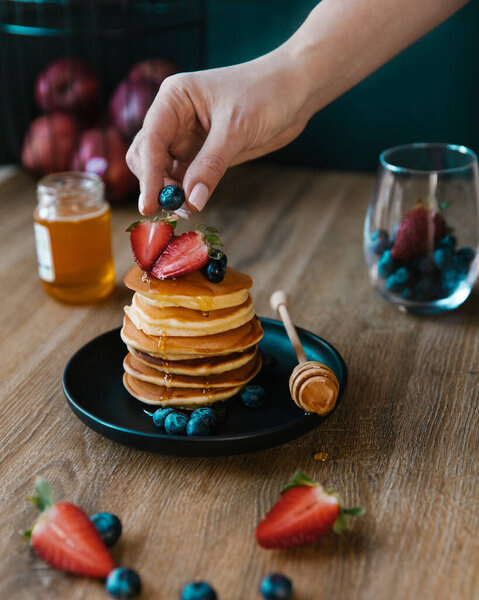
[364,143,479,314]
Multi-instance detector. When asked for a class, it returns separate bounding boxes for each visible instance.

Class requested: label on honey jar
[34,223,55,282]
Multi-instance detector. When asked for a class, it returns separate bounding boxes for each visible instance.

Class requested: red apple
[108,79,156,140]
[71,126,137,203]
[22,112,80,176]
[35,57,99,114]
[128,57,178,87]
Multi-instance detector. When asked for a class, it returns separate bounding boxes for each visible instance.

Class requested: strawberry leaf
[206,234,222,246]
[332,513,349,535]
[27,477,54,513]
[126,219,147,232]
[281,470,318,493]
[343,507,365,516]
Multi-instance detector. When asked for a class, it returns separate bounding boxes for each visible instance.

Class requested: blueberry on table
[159,185,185,211]
[186,418,211,437]
[260,573,293,600]
[181,581,217,600]
[240,384,267,408]
[91,512,122,547]
[190,407,218,427]
[152,407,175,429]
[377,250,396,279]
[106,568,141,598]
[164,412,188,435]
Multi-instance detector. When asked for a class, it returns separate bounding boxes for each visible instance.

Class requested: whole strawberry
[23,478,114,578]
[255,471,364,549]
[391,205,446,261]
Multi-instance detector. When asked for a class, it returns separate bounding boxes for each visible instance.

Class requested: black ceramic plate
[63,318,347,456]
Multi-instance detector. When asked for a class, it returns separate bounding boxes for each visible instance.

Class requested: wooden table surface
[0,165,478,600]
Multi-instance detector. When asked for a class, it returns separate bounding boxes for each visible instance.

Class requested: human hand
[126,48,312,216]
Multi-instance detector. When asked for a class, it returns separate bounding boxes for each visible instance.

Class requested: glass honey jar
[34,172,115,304]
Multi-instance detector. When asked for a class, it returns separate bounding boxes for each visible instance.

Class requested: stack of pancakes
[121,264,263,408]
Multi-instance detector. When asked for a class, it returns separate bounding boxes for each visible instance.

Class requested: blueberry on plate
[190,407,218,427]
[186,418,211,437]
[181,581,217,600]
[240,384,267,408]
[164,412,188,435]
[260,573,293,600]
[159,185,185,211]
[260,352,278,372]
[152,407,175,429]
[91,512,122,547]
[106,568,141,598]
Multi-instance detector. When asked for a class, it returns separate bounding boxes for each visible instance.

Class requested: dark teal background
[207,0,479,171]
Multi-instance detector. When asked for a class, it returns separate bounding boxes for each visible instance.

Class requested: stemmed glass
[364,143,479,314]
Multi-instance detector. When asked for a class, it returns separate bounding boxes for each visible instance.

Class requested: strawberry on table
[150,226,222,280]
[255,471,364,549]
[127,217,175,271]
[391,204,446,261]
[23,478,114,578]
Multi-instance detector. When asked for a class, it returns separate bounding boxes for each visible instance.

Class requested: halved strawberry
[127,218,174,271]
[255,471,364,549]
[24,478,114,578]
[391,204,446,261]
[150,226,221,279]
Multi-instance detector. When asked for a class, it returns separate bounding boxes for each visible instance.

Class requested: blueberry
[400,287,414,300]
[439,234,457,249]
[181,581,217,600]
[452,254,469,274]
[91,512,122,547]
[377,250,396,279]
[261,352,278,372]
[164,412,188,435]
[159,185,185,211]
[205,259,226,283]
[186,418,211,437]
[240,384,267,408]
[260,573,293,600]
[433,247,453,269]
[457,247,475,264]
[152,407,175,429]
[106,568,141,598]
[414,278,437,300]
[417,256,436,276]
[211,250,227,268]
[370,229,390,255]
[385,274,403,292]
[394,267,410,284]
[190,407,218,427]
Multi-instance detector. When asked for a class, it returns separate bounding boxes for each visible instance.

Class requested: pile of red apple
[21,56,177,202]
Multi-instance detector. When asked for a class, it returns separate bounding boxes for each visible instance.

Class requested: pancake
[128,346,257,375]
[123,350,261,389]
[123,372,243,408]
[125,293,255,337]
[124,264,252,311]
[121,314,263,360]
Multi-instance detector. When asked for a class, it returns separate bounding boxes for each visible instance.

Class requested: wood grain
[0,166,477,600]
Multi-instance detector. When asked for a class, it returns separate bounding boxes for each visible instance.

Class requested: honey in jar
[34,172,115,304]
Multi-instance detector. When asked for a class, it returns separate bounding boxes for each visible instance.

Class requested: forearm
[280,0,470,119]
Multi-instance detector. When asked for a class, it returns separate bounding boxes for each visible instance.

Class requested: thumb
[182,125,238,212]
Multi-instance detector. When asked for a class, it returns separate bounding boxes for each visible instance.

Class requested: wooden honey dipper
[270,290,340,415]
